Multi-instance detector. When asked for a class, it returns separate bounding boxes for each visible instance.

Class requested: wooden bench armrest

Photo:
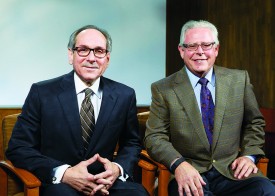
[140,150,170,196]
[140,150,169,170]
[257,157,269,176]
[0,160,41,188]
[138,158,157,196]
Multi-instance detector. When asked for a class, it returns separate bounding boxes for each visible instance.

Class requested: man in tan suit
[144,20,275,195]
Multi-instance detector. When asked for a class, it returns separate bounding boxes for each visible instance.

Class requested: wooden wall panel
[167,0,275,108]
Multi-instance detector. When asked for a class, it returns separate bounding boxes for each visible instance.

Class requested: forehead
[76,29,107,47]
[184,27,214,43]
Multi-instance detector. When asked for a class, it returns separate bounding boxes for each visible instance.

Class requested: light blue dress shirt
[185,66,216,114]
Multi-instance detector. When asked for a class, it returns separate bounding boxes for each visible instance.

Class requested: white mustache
[82,63,99,68]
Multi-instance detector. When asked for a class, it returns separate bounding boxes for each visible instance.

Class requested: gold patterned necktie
[80,88,95,151]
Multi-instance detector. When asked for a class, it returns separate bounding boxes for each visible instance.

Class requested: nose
[86,50,96,61]
[196,45,204,54]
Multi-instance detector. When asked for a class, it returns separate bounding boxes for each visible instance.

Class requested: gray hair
[67,25,112,52]
[179,20,219,46]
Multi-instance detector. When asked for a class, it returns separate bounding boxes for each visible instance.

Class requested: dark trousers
[41,180,148,196]
[168,167,275,196]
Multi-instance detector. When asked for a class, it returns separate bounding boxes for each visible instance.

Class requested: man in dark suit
[6,25,148,196]
[144,20,275,195]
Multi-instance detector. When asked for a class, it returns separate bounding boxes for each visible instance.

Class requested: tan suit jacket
[144,65,265,179]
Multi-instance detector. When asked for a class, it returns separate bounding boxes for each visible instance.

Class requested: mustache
[82,62,99,68]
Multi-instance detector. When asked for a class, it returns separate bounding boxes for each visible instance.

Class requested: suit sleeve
[144,83,182,168]
[240,71,265,157]
[6,84,64,184]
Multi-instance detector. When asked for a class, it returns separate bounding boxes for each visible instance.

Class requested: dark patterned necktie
[80,88,95,151]
[199,78,215,145]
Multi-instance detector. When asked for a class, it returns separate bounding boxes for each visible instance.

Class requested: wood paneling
[167,0,275,108]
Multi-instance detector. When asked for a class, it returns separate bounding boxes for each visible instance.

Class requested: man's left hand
[92,155,120,193]
[231,156,258,179]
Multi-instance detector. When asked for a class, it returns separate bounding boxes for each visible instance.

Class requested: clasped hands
[62,153,120,195]
[175,156,258,196]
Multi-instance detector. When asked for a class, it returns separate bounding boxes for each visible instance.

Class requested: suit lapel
[58,71,83,147]
[172,68,210,150]
[211,66,232,151]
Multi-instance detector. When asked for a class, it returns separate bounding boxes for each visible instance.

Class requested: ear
[106,52,111,66]
[178,45,185,59]
[214,44,219,57]
[68,48,73,64]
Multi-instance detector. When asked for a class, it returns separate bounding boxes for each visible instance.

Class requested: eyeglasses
[182,42,215,51]
[73,47,109,58]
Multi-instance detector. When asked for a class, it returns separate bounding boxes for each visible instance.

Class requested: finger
[97,155,109,164]
[99,191,109,195]
[91,184,106,194]
[188,179,202,196]
[95,177,112,185]
[233,161,245,178]
[83,186,94,196]
[198,175,206,186]
[237,165,249,179]
[178,183,184,196]
[242,166,254,178]
[92,184,104,193]
[197,186,204,196]
[237,162,257,179]
[105,184,111,190]
[253,166,258,174]
[99,187,109,195]
[83,190,91,196]
[243,166,258,178]
[183,185,192,196]
[236,163,250,179]
[94,186,109,195]
[94,170,112,180]
[85,154,100,166]
[231,160,237,170]
[194,178,204,195]
[189,186,199,196]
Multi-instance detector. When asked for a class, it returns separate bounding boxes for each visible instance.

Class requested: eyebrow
[75,45,106,49]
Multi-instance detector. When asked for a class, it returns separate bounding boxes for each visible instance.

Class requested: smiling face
[68,29,110,86]
[178,27,219,77]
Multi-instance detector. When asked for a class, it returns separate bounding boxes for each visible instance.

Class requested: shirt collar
[185,66,215,88]
[74,72,102,99]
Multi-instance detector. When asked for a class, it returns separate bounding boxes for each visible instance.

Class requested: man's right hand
[62,154,111,195]
[174,161,206,196]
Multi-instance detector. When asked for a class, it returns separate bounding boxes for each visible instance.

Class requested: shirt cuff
[245,155,256,163]
[113,162,128,182]
[52,164,71,184]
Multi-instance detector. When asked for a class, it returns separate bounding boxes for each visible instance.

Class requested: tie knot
[84,88,93,99]
[198,78,208,86]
